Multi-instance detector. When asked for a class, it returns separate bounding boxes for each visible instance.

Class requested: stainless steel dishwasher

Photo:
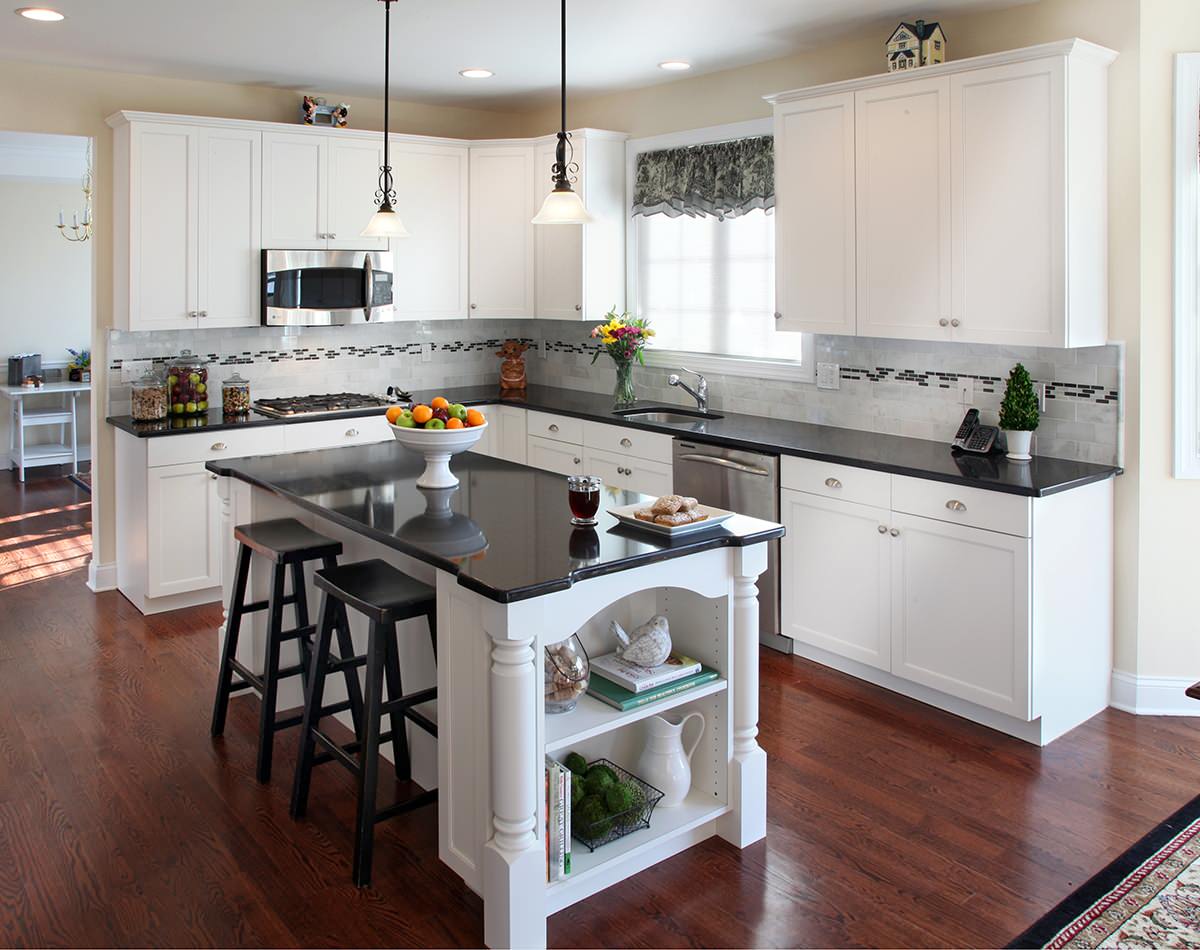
[672,440,790,653]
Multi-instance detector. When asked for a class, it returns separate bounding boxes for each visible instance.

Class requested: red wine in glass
[567,475,602,526]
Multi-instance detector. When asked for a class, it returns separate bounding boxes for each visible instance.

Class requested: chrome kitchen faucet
[668,367,708,413]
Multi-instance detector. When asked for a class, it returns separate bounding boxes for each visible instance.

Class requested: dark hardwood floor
[2,471,1199,948]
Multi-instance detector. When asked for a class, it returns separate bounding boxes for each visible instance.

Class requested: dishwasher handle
[676,453,773,477]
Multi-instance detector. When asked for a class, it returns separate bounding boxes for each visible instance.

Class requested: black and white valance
[631,135,774,220]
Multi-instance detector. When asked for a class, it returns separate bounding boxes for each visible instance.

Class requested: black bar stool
[290,558,438,888]
[210,518,363,784]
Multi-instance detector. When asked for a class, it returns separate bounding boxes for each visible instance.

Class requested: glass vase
[545,633,590,714]
[613,359,636,408]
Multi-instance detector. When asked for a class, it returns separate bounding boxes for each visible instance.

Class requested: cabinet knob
[939,318,949,327]
[889,528,900,537]
[824,477,842,489]
[878,524,888,534]
[945,500,967,512]
[548,424,559,433]
[620,437,632,448]
[328,233,337,239]
[575,304,582,312]
[199,310,208,318]
[210,442,227,451]
[210,473,218,480]
[774,312,782,320]
[951,318,961,328]
[573,457,581,465]
[345,428,359,437]
[470,303,478,310]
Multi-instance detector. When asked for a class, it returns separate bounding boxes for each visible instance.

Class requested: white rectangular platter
[608,502,736,537]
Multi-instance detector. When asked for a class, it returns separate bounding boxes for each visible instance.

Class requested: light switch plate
[422,342,433,363]
[539,339,547,359]
[816,362,840,390]
[958,376,974,405]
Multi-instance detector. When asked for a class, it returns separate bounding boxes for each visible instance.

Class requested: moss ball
[583,763,618,796]
[564,752,588,777]
[604,782,637,814]
[571,776,585,808]
[573,794,612,837]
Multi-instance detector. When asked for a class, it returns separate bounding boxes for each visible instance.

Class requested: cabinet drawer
[583,421,672,464]
[781,455,891,508]
[891,475,1031,538]
[583,448,673,498]
[526,410,583,445]
[282,415,392,452]
[527,435,583,477]
[147,426,286,468]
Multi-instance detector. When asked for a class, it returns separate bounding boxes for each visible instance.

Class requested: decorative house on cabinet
[887,20,946,72]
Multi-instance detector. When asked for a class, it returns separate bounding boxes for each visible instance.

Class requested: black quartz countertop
[208,443,784,603]
[113,382,1121,498]
[106,404,391,436]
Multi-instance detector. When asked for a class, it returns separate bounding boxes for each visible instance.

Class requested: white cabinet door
[534,140,585,320]
[327,137,387,251]
[890,512,1031,719]
[129,123,198,331]
[196,127,261,328]
[146,462,221,597]
[497,405,528,464]
[469,145,537,318]
[855,77,952,341]
[950,58,1065,346]
[262,131,327,248]
[774,92,856,335]
[781,490,892,670]
[582,448,673,497]
[527,434,582,477]
[469,404,501,458]
[391,140,469,320]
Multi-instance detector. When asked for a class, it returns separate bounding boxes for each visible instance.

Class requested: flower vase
[613,359,636,408]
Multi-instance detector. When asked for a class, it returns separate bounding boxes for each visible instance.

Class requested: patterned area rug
[1011,794,1200,948]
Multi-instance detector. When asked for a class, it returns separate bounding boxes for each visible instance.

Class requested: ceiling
[4,0,1035,112]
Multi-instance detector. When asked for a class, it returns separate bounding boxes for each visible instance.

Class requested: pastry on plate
[654,510,695,527]
[678,496,700,511]
[634,508,656,522]
[651,494,684,515]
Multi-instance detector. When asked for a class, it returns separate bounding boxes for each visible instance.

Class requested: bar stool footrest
[375,789,437,824]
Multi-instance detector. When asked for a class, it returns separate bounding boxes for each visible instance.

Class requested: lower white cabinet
[583,447,672,497]
[146,462,221,597]
[527,434,583,477]
[470,404,528,465]
[526,411,672,492]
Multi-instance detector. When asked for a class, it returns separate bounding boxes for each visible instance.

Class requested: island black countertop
[113,382,1121,498]
[208,443,784,603]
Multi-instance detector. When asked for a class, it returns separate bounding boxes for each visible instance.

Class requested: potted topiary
[999,363,1039,461]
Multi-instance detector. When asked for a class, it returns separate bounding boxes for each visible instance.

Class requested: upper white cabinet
[774,93,856,335]
[767,39,1116,347]
[469,144,538,318]
[111,115,261,331]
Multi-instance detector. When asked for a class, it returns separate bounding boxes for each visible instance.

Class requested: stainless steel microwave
[261,249,395,326]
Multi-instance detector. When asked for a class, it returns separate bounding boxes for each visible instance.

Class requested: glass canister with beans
[221,372,251,417]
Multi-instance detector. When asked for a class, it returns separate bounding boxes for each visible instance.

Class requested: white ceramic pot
[1004,428,1034,461]
[635,711,705,808]
[389,420,487,488]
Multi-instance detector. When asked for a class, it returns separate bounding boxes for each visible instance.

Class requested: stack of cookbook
[586,651,719,711]
[545,756,572,882]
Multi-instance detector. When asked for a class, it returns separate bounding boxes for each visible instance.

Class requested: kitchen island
[208,442,783,948]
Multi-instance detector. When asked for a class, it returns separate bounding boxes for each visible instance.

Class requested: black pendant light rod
[552,0,573,192]
[376,0,396,211]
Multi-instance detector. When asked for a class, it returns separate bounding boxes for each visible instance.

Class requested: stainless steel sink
[614,407,724,424]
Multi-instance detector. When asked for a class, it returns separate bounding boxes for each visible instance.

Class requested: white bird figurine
[610,615,672,667]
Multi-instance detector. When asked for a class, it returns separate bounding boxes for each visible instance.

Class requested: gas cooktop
[252,392,396,419]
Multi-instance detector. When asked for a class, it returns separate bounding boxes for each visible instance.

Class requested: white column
[481,611,545,949]
[719,543,769,848]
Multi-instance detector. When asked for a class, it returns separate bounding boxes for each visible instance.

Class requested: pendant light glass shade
[362,203,411,238]
[532,186,593,224]
[362,0,409,239]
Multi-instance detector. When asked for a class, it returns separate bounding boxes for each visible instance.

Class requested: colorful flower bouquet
[590,310,654,407]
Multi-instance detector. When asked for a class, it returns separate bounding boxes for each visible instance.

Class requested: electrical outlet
[816,362,840,391]
[539,338,547,359]
[1037,382,1047,412]
[957,376,974,405]
[121,359,150,382]
[422,342,433,364]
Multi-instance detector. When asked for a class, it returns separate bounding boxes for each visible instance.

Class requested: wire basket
[570,758,665,852]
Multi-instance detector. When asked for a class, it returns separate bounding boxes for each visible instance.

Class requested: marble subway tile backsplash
[108,319,1122,466]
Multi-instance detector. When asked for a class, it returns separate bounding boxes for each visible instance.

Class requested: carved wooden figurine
[497,339,530,392]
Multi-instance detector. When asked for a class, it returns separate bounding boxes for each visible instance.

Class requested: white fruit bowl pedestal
[388,420,487,489]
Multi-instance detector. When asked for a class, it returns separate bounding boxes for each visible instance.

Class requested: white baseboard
[1111,670,1200,716]
[86,559,117,592]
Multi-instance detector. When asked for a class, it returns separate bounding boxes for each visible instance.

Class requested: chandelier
[57,139,93,243]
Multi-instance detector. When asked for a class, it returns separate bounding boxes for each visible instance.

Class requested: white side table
[0,381,90,482]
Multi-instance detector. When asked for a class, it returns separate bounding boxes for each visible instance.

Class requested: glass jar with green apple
[166,350,210,417]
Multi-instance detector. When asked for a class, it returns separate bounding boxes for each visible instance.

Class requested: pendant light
[532,0,593,224]
[362,0,410,238]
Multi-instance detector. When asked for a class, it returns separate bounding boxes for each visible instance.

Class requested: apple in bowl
[386,398,487,489]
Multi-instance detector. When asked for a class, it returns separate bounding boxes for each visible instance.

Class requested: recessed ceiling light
[459,68,494,79]
[658,61,691,71]
[15,6,65,20]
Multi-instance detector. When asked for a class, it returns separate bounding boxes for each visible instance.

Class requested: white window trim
[1175,53,1200,478]
[625,118,815,384]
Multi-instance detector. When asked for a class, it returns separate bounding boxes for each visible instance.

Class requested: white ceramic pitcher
[635,711,705,808]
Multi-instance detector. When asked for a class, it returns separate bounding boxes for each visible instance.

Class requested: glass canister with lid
[166,349,210,416]
[130,366,168,421]
[221,372,251,417]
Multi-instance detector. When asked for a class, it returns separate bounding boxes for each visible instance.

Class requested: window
[1175,53,1200,477]
[627,119,812,380]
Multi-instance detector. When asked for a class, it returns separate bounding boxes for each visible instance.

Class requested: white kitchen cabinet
[470,404,528,465]
[781,490,891,671]
[391,139,469,320]
[469,144,538,317]
[534,130,628,321]
[146,461,222,597]
[582,447,672,497]
[527,434,583,477]
[856,76,953,341]
[766,39,1116,346]
[773,93,856,336]
[112,116,261,331]
[326,137,388,251]
[889,511,1030,719]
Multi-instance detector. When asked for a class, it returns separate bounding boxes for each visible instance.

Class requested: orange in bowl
[412,404,433,425]
[446,416,464,429]
[385,406,405,424]
[430,396,450,411]
[465,408,486,427]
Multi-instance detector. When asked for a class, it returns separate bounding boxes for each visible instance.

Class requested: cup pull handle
[825,477,842,489]
[620,438,632,448]
[946,500,967,512]
[210,442,227,451]
[345,428,359,437]
[549,424,559,433]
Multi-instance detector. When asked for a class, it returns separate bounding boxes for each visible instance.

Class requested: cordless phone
[951,408,1002,455]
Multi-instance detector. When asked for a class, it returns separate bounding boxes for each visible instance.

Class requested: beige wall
[0,59,526,572]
